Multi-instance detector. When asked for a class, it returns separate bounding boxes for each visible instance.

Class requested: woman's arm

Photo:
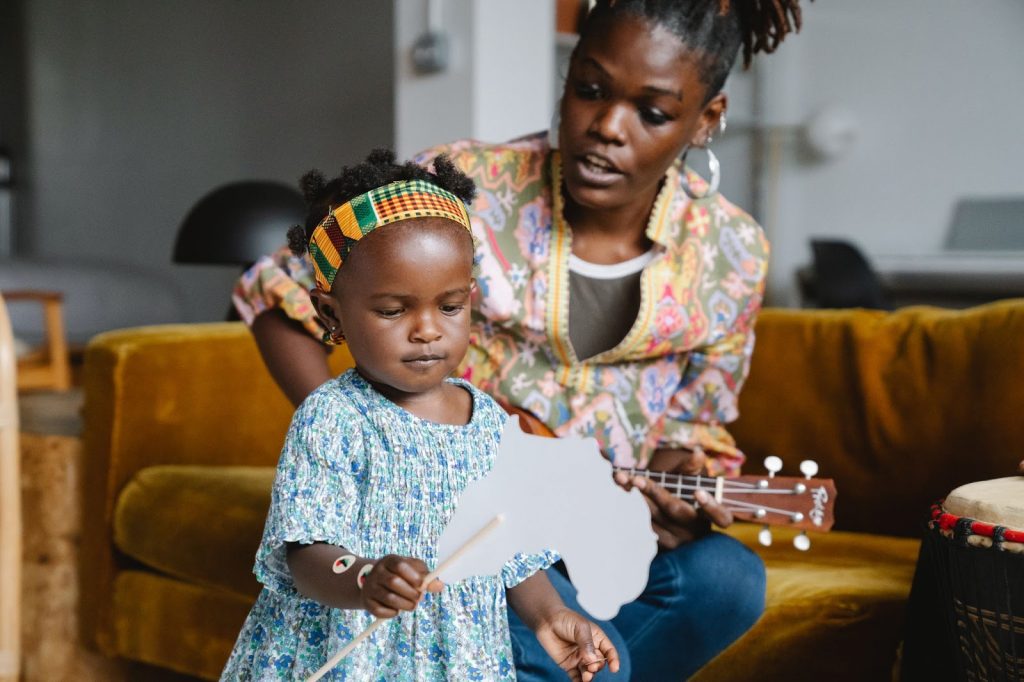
[252,309,332,406]
[232,247,332,406]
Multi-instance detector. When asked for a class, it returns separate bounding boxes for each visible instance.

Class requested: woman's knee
[661,532,766,625]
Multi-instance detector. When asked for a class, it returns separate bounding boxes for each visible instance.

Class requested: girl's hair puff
[287,149,476,257]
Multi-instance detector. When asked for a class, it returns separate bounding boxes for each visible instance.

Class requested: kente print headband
[308,179,472,291]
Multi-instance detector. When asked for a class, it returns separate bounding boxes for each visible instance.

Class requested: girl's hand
[359,555,443,619]
[534,608,619,681]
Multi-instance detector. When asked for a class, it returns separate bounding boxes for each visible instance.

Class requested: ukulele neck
[613,467,721,503]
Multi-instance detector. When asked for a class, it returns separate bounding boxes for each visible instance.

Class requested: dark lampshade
[173,181,306,267]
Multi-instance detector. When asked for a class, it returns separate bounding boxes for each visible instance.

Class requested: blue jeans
[508,532,766,681]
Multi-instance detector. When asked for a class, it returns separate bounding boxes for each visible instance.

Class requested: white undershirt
[568,249,658,279]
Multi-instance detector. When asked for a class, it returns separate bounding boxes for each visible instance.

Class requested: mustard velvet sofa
[79,301,1024,681]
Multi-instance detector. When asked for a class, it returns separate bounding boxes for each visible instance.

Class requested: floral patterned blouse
[233,133,769,476]
[221,370,556,681]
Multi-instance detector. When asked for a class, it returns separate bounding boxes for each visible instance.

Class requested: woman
[234,1,808,678]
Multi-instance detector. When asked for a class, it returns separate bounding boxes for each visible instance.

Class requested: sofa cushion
[114,465,274,597]
[113,570,253,681]
[694,524,920,681]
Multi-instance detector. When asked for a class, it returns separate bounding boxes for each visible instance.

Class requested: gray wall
[14,0,394,332]
[750,0,1024,305]
[394,0,553,159]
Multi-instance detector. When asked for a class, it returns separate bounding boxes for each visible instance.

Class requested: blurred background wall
[1,0,1022,341]
[1,0,394,339]
[738,0,1024,305]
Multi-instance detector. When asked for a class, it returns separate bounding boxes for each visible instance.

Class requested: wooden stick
[306,513,506,682]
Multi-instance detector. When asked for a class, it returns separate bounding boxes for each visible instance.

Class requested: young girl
[221,150,618,681]
[234,2,809,678]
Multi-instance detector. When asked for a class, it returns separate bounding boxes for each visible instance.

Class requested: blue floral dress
[221,370,557,681]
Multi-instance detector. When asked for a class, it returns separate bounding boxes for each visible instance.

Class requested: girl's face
[312,220,474,404]
[559,15,726,213]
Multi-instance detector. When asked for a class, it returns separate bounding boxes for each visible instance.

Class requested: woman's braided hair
[581,0,808,101]
[287,148,476,257]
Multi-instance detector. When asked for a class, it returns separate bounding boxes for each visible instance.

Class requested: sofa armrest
[78,322,349,652]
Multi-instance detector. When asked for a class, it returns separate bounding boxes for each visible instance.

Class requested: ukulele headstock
[724,457,836,550]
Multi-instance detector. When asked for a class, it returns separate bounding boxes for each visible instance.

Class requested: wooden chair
[0,293,22,681]
[1,290,71,392]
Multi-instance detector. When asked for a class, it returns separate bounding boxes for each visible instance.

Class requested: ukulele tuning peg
[758,525,773,547]
[764,456,783,478]
[793,531,811,551]
[799,460,819,479]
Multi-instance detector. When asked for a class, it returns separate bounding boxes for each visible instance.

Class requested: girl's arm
[252,309,332,406]
[507,572,619,681]
[286,542,442,617]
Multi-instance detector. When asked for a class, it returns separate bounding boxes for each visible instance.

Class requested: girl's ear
[309,288,343,337]
[693,92,728,148]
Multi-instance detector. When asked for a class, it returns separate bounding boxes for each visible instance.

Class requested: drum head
[945,476,1024,530]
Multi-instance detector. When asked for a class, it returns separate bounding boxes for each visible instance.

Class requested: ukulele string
[615,468,811,519]
[616,468,796,495]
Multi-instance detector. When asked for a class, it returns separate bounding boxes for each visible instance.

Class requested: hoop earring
[679,146,721,200]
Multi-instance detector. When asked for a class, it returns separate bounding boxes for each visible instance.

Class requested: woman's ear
[309,288,343,338]
[693,92,728,148]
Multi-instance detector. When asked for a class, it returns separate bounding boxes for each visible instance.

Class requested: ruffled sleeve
[231,244,323,339]
[501,550,560,589]
[254,382,366,593]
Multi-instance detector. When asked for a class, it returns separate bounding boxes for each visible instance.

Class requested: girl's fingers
[379,556,433,594]
[424,578,444,593]
[388,557,430,587]
[378,570,423,603]
[366,600,398,619]
[374,588,418,612]
[595,630,620,673]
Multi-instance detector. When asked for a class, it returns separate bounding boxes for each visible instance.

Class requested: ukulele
[502,404,837,550]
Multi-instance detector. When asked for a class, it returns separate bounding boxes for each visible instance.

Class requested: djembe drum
[922,477,1024,680]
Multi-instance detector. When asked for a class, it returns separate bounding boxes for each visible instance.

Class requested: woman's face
[559,15,726,212]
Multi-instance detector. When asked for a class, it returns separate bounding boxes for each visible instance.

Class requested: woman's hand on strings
[534,608,620,682]
[359,555,443,619]
[614,446,733,550]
